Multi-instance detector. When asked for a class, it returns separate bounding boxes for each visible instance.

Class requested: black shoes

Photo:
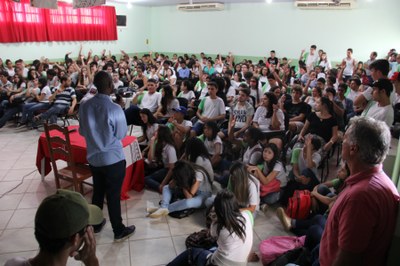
[114,225,136,242]
[93,218,106,234]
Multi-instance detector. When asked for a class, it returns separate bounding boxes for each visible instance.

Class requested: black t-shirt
[284,101,309,121]
[268,57,279,65]
[307,112,337,143]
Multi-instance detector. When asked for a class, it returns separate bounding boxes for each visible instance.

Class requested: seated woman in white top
[167,190,253,266]
[247,143,287,206]
[253,92,285,133]
[184,137,214,181]
[148,160,213,218]
[177,80,195,101]
[137,108,159,154]
[144,125,177,193]
[19,77,52,126]
[154,84,179,120]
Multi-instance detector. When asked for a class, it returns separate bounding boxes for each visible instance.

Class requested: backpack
[286,190,312,220]
[185,228,218,250]
[259,235,306,265]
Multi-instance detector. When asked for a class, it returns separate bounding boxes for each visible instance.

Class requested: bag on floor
[185,228,217,249]
[168,208,195,219]
[286,190,311,220]
[259,235,306,265]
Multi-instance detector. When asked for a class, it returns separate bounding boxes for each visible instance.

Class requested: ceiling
[111,0,292,6]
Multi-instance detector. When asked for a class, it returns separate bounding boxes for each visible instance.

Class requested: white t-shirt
[210,210,253,266]
[247,177,260,209]
[6,68,15,77]
[262,161,287,187]
[199,97,225,123]
[39,86,52,103]
[204,136,223,155]
[253,106,285,132]
[161,144,177,166]
[139,92,161,113]
[177,90,195,101]
[347,89,361,102]
[113,80,124,90]
[195,155,214,182]
[305,53,318,69]
[143,123,159,144]
[362,101,394,127]
[226,86,236,98]
[242,144,262,166]
[195,170,212,193]
[294,148,321,178]
[231,102,254,129]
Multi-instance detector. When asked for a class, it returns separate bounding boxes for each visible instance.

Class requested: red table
[36,125,145,200]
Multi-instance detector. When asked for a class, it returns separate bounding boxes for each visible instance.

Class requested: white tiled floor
[0,120,345,266]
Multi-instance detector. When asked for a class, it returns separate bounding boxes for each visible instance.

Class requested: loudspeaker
[116,15,126,27]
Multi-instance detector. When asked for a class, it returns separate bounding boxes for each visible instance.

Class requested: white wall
[0,3,150,62]
[1,0,399,63]
[149,0,400,62]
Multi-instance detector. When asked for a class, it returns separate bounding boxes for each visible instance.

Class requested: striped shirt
[54,87,76,106]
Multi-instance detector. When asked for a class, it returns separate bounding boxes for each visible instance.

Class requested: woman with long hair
[75,65,93,101]
[298,96,338,153]
[144,125,177,193]
[184,137,214,180]
[247,143,287,206]
[167,190,253,266]
[154,84,179,119]
[148,160,213,218]
[138,108,159,155]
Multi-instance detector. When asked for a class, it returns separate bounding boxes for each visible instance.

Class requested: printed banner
[73,0,106,8]
[30,0,58,9]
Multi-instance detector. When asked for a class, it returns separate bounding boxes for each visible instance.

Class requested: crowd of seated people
[1,45,399,263]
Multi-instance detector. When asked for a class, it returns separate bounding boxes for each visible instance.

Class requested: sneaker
[276,207,292,231]
[93,218,106,234]
[149,208,169,218]
[114,225,136,242]
[146,207,159,214]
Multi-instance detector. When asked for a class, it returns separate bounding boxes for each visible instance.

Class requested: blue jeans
[161,185,211,212]
[39,103,69,124]
[20,102,50,123]
[0,105,22,128]
[144,168,169,191]
[261,191,281,205]
[167,247,212,266]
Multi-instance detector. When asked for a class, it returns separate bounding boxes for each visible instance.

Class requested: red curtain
[0,0,117,43]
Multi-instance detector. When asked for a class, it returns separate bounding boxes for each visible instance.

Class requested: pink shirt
[320,165,399,266]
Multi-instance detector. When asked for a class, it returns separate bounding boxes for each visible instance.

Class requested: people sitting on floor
[147,160,212,218]
[247,143,287,209]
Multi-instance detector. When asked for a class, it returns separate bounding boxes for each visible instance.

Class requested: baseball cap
[390,72,399,82]
[172,106,187,115]
[372,78,393,91]
[35,189,103,239]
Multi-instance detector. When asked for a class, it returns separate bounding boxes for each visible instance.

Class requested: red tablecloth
[36,125,145,200]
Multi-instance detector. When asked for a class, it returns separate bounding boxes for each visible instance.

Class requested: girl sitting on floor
[167,190,254,266]
[148,160,212,218]
[144,125,177,193]
[247,143,287,208]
